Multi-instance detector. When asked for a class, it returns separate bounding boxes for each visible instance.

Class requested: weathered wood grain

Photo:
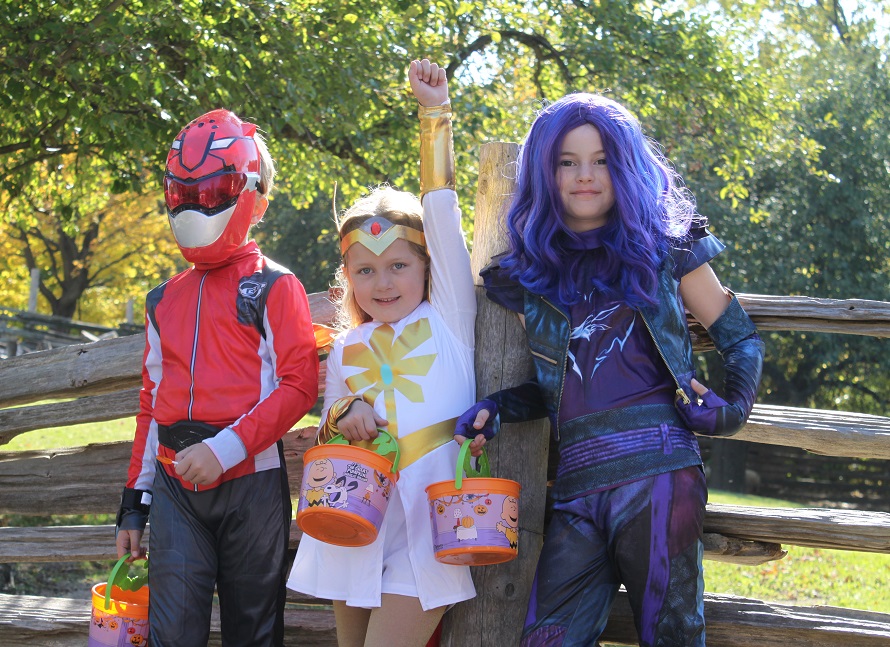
[701,532,786,565]
[0,592,337,647]
[600,590,890,646]
[5,397,889,465]
[688,294,890,347]
[0,441,135,515]
[730,404,890,460]
[705,503,890,553]
[0,523,784,568]
[0,388,141,446]
[0,291,336,409]
[3,291,885,410]
[1,436,886,555]
[0,525,151,563]
[0,334,144,409]
[0,430,317,516]
[3,590,889,647]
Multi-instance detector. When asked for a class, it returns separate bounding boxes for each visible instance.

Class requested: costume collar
[194,240,259,270]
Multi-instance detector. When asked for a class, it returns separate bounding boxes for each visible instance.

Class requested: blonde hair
[335,185,428,330]
[253,130,276,197]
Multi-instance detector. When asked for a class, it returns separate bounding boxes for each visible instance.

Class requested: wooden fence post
[440,142,551,646]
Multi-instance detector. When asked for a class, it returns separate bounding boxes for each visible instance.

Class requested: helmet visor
[164,171,259,214]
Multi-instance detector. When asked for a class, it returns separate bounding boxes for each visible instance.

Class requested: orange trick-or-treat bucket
[89,555,149,646]
[297,430,400,547]
[426,440,521,566]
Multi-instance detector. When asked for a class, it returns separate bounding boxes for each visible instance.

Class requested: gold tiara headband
[340,215,426,257]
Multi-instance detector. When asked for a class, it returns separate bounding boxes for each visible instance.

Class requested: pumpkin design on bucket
[425,441,521,565]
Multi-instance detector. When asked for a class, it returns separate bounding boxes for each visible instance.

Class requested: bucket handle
[454,439,491,490]
[327,429,401,473]
[104,554,149,611]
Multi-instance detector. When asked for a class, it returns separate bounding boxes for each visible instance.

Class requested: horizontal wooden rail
[0,388,142,445]
[2,291,888,410]
[2,589,889,647]
[601,590,890,646]
[4,432,888,558]
[4,396,890,460]
[732,404,890,461]
[0,293,336,409]
[0,592,338,647]
[0,524,785,567]
[705,503,890,553]
[738,294,890,338]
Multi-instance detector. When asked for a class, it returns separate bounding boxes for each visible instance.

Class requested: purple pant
[522,466,707,646]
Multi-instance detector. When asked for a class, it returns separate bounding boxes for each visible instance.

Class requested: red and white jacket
[126,241,319,493]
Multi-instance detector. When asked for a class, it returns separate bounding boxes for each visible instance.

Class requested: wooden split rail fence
[1,142,890,645]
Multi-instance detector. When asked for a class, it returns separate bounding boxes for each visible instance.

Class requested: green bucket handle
[104,554,149,610]
[327,429,401,474]
[454,438,491,490]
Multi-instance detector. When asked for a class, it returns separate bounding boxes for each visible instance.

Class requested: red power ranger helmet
[164,109,262,264]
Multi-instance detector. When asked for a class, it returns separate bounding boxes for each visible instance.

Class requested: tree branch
[446,31,573,90]
[277,123,387,179]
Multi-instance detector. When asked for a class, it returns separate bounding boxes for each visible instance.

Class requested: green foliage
[1,0,772,207]
[253,195,340,294]
[0,161,180,322]
[1,0,886,414]
[2,0,773,325]
[688,3,890,414]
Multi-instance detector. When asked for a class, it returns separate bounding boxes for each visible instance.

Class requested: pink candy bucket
[297,431,400,547]
[425,441,521,566]
[89,555,149,647]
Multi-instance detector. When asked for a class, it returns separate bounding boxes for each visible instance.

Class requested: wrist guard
[116,487,152,531]
[419,104,455,196]
[677,296,764,437]
[318,395,361,443]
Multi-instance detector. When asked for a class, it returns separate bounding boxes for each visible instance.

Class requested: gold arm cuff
[318,396,361,444]
[419,104,455,197]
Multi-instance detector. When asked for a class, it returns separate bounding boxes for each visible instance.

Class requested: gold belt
[351,417,457,471]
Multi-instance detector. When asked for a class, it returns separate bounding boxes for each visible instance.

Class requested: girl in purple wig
[454,93,764,646]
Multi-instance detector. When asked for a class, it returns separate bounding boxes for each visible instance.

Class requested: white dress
[287,189,477,610]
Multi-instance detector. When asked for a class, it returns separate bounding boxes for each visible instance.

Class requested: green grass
[705,490,890,612]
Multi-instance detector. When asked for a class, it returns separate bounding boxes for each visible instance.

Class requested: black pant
[148,457,291,647]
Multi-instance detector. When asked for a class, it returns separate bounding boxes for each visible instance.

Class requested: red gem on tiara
[370,222,382,235]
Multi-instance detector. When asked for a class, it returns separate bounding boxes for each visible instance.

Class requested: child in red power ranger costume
[115,110,319,646]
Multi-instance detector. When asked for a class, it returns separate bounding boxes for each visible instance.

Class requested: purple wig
[501,93,696,307]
